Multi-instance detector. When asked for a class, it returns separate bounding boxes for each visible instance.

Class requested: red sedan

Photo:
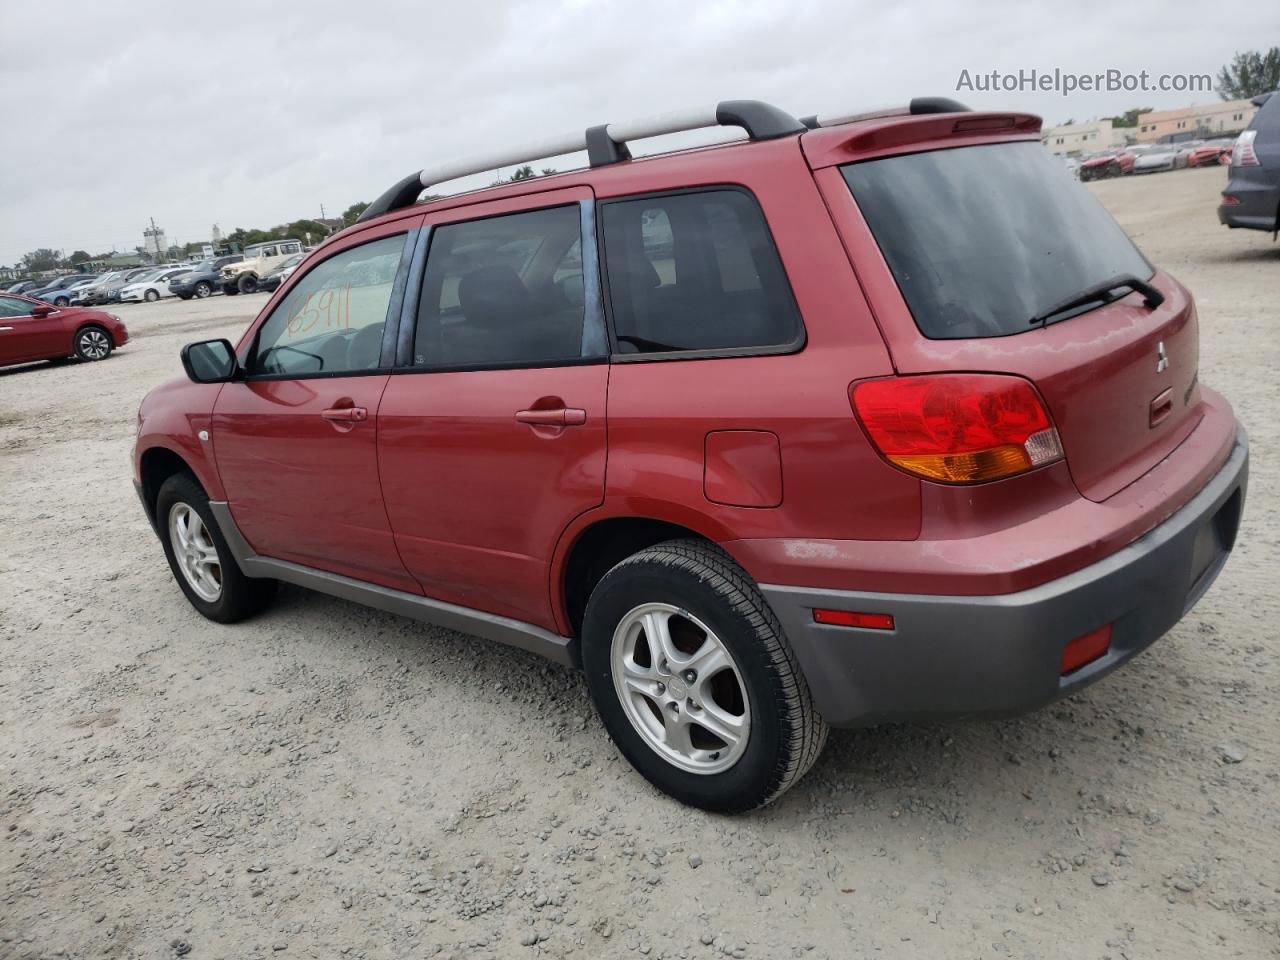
[1187,141,1233,168]
[1079,148,1135,180]
[0,292,129,368]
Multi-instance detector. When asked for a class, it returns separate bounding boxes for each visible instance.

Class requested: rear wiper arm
[1029,273,1164,327]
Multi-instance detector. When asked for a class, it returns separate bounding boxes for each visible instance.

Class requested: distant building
[143,224,168,259]
[1136,100,1258,143]
[212,224,222,245]
[1041,119,1126,156]
[0,266,18,281]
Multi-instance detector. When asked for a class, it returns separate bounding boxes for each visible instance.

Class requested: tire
[144,288,160,303]
[178,293,193,300]
[155,473,276,623]
[222,284,239,296]
[54,296,70,307]
[73,325,113,361]
[194,281,212,298]
[237,274,258,294]
[582,539,827,812]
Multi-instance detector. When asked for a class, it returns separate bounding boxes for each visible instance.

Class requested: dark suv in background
[1220,91,1279,234]
[170,255,245,300]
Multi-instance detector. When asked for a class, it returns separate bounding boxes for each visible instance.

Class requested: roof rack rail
[798,96,971,130]
[356,99,806,224]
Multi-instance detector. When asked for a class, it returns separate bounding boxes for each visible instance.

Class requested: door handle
[321,406,368,422]
[515,407,587,427]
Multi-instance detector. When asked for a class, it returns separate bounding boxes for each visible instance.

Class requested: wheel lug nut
[655,682,665,694]
[682,669,696,683]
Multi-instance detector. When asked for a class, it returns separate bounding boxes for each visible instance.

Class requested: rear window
[842,141,1153,339]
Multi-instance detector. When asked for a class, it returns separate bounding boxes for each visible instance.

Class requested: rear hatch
[839,138,1201,502]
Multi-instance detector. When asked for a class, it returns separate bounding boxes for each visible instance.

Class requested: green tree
[285,219,331,242]
[68,249,92,265]
[1218,48,1280,101]
[19,248,64,272]
[510,165,537,181]
[1101,107,1151,129]
[341,201,370,227]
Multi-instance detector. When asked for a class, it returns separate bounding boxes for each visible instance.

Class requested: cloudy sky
[1,0,1273,267]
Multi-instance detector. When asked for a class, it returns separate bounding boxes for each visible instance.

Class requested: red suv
[133,98,1247,812]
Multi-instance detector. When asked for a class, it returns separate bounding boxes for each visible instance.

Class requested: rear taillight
[1231,130,1259,167]
[851,373,1064,484]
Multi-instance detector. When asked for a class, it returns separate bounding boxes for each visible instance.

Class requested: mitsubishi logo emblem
[1156,341,1169,373]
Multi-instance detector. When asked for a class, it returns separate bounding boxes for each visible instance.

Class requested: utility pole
[320,203,326,222]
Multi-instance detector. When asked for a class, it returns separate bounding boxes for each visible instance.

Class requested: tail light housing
[851,373,1064,484]
[1231,130,1259,167]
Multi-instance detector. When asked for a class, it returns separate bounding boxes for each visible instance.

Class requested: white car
[118,267,193,303]
[1130,145,1178,174]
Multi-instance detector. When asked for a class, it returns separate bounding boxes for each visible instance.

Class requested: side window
[0,296,34,318]
[248,234,405,377]
[600,189,802,354]
[413,205,591,369]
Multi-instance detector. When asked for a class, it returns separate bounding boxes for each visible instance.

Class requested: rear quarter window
[600,189,802,356]
[842,141,1154,339]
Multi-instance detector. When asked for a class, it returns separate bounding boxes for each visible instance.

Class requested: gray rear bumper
[761,432,1248,728]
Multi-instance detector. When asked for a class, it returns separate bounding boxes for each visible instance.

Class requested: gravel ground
[1,165,1278,959]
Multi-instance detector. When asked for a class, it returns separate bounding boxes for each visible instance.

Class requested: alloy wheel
[610,602,751,775]
[168,503,222,602]
[78,329,110,360]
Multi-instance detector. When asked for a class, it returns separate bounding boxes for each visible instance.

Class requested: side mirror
[181,338,239,383]
[31,304,53,318]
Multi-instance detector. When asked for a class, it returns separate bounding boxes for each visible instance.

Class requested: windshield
[842,141,1153,339]
[271,254,304,274]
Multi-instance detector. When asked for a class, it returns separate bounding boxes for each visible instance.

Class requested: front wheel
[54,296,70,307]
[156,473,276,623]
[582,539,827,812]
[194,281,212,298]
[237,274,258,294]
[222,283,239,296]
[144,288,160,303]
[74,325,113,361]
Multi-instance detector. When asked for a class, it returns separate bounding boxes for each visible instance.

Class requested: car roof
[329,100,1041,252]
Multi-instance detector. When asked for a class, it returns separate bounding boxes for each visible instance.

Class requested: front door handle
[515,407,586,427]
[321,406,368,423]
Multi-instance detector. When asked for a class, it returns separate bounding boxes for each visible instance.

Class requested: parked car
[134,97,1247,812]
[1131,144,1179,174]
[119,267,192,303]
[1058,154,1082,179]
[169,256,245,300]
[255,252,306,293]
[5,280,42,294]
[1219,92,1279,233]
[0,292,129,367]
[76,268,149,306]
[25,273,95,300]
[35,275,100,307]
[1079,148,1134,180]
[219,240,304,294]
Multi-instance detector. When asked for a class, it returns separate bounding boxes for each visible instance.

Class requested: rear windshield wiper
[1029,273,1164,328]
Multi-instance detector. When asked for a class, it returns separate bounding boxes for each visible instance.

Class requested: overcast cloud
[1,0,1274,266]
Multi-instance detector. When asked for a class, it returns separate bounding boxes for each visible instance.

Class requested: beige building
[1136,100,1257,143]
[1041,119,1127,156]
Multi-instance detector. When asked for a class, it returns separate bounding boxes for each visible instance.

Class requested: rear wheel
[194,281,212,298]
[156,473,275,623]
[74,325,112,361]
[237,274,258,294]
[144,288,160,303]
[582,539,827,812]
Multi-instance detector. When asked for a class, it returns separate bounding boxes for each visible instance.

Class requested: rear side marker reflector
[813,609,896,630]
[851,373,1065,484]
[1061,624,1112,675]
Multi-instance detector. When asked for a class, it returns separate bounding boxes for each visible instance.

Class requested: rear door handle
[515,407,587,427]
[321,406,368,422]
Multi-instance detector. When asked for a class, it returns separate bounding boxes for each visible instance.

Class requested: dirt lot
[1,165,1278,959]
